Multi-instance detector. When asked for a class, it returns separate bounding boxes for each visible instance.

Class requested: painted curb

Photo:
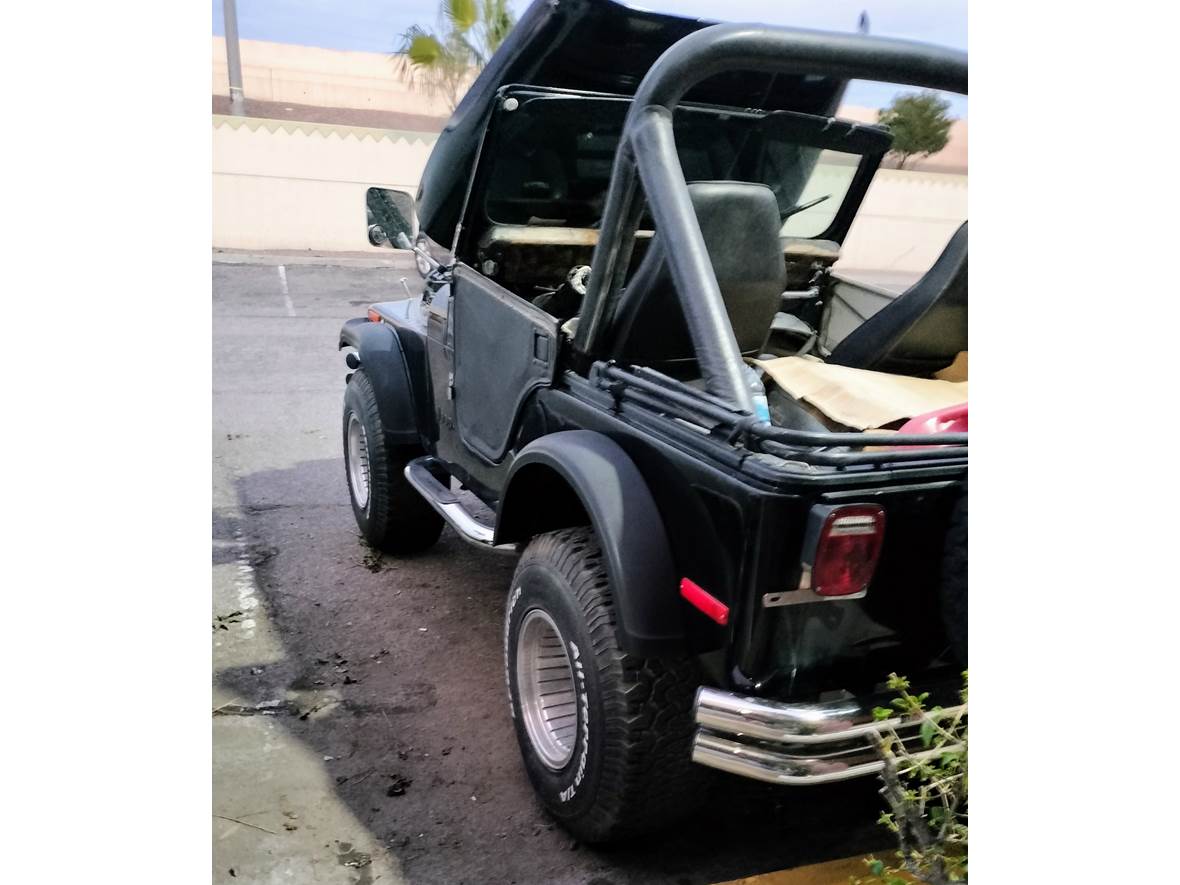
[715,856,875,885]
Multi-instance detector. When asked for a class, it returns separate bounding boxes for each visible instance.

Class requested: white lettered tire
[503,527,706,843]
[343,370,443,554]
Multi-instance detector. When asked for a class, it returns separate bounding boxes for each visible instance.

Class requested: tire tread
[344,370,442,554]
[518,527,706,841]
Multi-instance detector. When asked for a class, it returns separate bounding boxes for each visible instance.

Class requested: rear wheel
[343,370,443,554]
[504,527,706,843]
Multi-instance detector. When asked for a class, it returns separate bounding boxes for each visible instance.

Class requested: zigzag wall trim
[212,114,438,147]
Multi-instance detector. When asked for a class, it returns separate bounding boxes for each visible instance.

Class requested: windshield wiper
[781,194,831,220]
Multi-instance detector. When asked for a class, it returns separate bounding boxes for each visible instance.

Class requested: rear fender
[496,430,685,656]
[339,317,419,445]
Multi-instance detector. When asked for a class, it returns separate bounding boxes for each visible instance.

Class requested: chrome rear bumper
[691,686,963,785]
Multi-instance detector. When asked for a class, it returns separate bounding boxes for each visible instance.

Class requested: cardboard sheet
[935,351,969,383]
[754,356,968,431]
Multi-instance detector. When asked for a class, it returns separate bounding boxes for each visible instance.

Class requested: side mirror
[366,187,415,249]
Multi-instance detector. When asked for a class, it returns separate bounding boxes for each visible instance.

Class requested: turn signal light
[811,505,886,597]
[367,308,382,323]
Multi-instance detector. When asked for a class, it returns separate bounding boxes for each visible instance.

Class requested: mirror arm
[395,233,443,272]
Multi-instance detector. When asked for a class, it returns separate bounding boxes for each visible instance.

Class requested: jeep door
[449,265,559,465]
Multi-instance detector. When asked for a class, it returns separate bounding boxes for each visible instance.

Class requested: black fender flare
[339,317,419,445]
[496,430,684,657]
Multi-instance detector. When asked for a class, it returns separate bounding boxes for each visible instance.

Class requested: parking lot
[211,254,896,885]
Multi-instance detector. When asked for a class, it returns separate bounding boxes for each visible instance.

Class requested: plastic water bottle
[742,364,771,424]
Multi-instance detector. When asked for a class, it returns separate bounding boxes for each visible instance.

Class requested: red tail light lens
[811,505,886,597]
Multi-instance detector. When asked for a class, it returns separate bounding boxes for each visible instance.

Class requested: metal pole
[222,0,245,115]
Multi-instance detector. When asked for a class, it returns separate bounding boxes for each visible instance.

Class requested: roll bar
[572,24,968,412]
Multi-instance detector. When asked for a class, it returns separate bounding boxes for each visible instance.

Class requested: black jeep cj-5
[341,0,967,843]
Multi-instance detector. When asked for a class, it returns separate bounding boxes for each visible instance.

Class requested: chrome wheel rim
[516,609,578,770]
[346,413,371,511]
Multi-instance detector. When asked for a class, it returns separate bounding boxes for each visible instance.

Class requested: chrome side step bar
[403,457,514,552]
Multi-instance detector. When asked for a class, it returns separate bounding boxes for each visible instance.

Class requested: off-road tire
[504,527,707,843]
[939,492,968,664]
[343,370,443,554]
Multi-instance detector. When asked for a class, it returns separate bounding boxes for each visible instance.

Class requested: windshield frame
[455,86,890,260]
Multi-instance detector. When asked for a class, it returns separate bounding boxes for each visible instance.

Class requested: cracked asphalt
[211,253,891,885]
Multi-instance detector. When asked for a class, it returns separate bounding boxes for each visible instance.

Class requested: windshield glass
[482,93,891,239]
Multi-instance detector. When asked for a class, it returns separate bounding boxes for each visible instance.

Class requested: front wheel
[343,370,443,554]
[504,527,706,843]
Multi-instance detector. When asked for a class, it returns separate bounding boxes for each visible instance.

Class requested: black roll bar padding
[574,23,968,412]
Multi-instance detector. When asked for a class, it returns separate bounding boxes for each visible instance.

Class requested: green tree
[396,0,516,110]
[877,92,954,170]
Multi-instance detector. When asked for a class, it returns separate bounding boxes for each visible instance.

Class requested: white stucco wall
[212,116,437,252]
[212,37,966,260]
[212,114,965,268]
[841,170,968,270]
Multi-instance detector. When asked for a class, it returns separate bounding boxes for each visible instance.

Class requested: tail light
[804,504,886,598]
[367,308,382,323]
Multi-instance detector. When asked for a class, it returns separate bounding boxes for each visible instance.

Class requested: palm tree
[396,0,516,110]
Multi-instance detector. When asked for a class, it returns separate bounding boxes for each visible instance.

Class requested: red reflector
[812,505,886,597]
[367,308,382,323]
[680,577,729,625]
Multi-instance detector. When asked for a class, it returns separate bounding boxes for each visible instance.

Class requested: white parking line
[277,265,295,317]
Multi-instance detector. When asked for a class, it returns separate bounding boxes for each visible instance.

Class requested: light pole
[223,0,246,115]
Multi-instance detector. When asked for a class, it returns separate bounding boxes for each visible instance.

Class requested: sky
[212,0,967,115]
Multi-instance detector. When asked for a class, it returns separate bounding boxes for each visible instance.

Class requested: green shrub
[856,672,968,885]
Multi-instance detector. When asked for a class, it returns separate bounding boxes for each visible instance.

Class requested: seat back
[611,181,786,369]
[827,223,967,377]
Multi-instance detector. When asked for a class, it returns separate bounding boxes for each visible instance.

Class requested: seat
[477,225,653,289]
[827,223,967,377]
[610,181,786,370]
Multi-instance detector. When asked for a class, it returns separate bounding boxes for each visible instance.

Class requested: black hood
[416,0,848,247]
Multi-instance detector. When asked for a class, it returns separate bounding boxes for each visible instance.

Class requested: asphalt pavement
[211,253,892,885]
